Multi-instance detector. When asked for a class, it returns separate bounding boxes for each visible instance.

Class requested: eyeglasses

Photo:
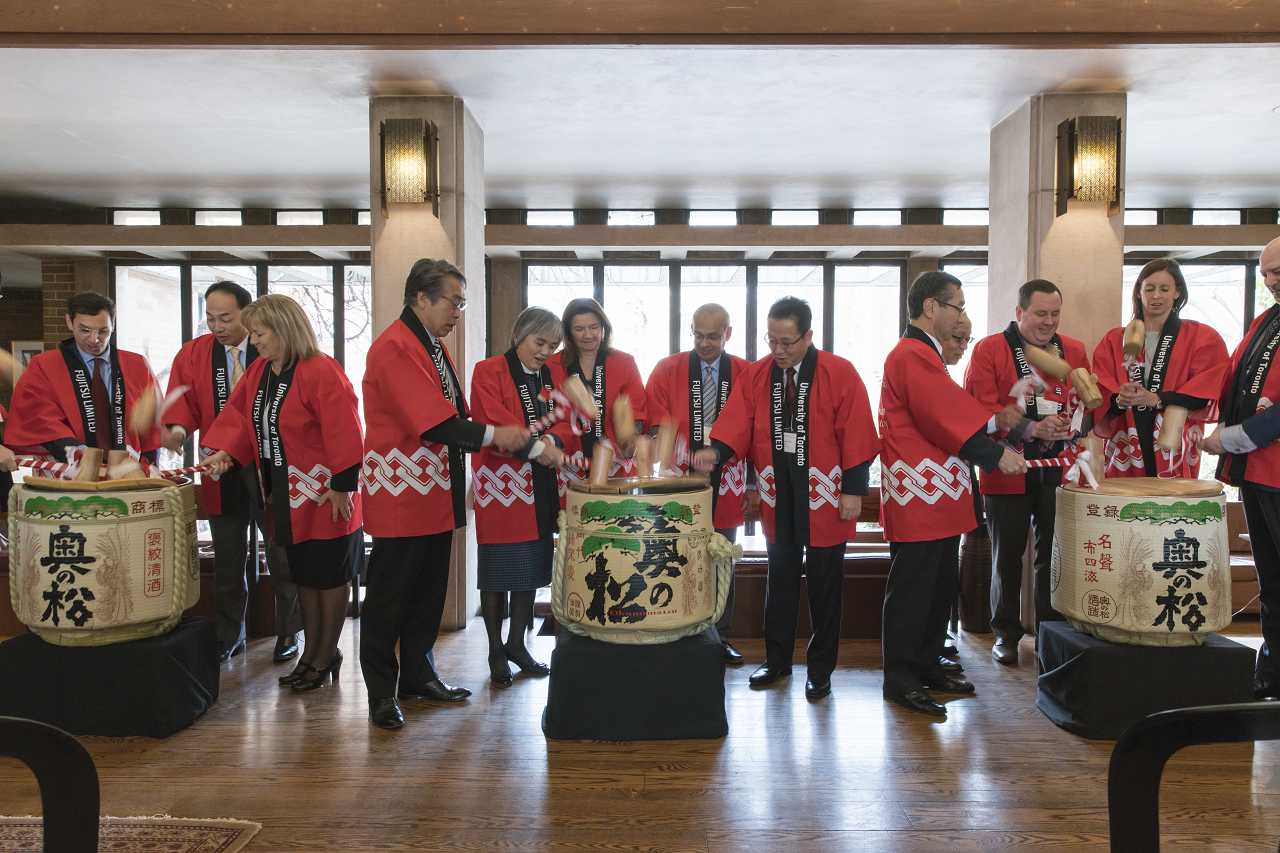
[935,299,966,316]
[441,295,467,312]
[692,332,724,343]
[764,333,804,349]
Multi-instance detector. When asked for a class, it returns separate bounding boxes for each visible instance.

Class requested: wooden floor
[2,620,1278,852]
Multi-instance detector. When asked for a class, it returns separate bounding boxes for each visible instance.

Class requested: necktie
[230,348,244,390]
[784,367,797,421]
[91,357,111,449]
[702,365,717,432]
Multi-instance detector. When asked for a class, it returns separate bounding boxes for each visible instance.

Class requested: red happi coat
[1216,306,1280,489]
[362,312,469,538]
[204,355,364,546]
[548,349,648,488]
[1092,319,1228,478]
[710,347,878,548]
[5,341,160,458]
[470,352,580,544]
[645,349,751,529]
[963,326,1090,495]
[880,329,993,543]
[165,334,261,515]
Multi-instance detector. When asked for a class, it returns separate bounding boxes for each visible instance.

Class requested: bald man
[1204,236,1280,699]
[645,303,755,664]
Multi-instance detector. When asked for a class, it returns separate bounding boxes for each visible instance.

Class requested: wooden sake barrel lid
[22,476,173,492]
[1063,477,1224,498]
[570,474,710,495]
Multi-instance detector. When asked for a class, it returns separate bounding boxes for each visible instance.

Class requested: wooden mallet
[1021,344,1104,410]
[1123,318,1146,358]
[653,415,677,475]
[1157,406,1190,452]
[612,394,635,456]
[560,374,600,421]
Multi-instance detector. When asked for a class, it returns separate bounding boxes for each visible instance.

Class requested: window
[1192,210,1241,226]
[688,210,737,226]
[771,210,819,226]
[527,265,594,314]
[1124,209,1158,226]
[357,211,372,225]
[757,265,823,350]
[269,266,335,355]
[276,210,324,226]
[939,263,989,381]
[1122,263,1249,354]
[853,210,902,226]
[113,210,160,225]
[608,210,655,226]
[343,266,374,418]
[603,266,670,381]
[832,266,903,446]
[113,265,182,469]
[192,266,257,337]
[194,210,242,226]
[679,266,748,359]
[943,209,989,226]
[526,210,574,226]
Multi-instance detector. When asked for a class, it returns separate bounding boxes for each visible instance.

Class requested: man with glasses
[880,271,1027,717]
[359,258,529,730]
[646,303,755,665]
[964,280,1086,666]
[693,296,878,699]
[163,280,303,664]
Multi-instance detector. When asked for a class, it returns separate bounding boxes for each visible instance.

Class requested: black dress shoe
[722,641,744,666]
[399,679,472,702]
[273,633,299,663]
[884,689,947,717]
[941,642,959,657]
[939,656,964,673]
[923,675,976,695]
[217,639,245,663]
[369,698,404,730]
[748,663,792,687]
[1255,679,1280,700]
[805,677,831,699]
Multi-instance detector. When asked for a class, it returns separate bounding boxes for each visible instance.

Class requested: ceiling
[1,45,1279,213]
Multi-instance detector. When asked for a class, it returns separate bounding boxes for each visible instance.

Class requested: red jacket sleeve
[644,355,674,426]
[308,357,365,483]
[963,336,1010,416]
[203,360,262,466]
[709,363,760,464]
[901,345,991,456]
[5,353,80,448]
[831,358,880,470]
[1174,322,1229,419]
[164,341,201,435]
[613,352,648,425]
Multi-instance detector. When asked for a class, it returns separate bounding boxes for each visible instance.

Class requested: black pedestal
[0,617,220,738]
[543,628,727,740]
[1037,621,1255,740]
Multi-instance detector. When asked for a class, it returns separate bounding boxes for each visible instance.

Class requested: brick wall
[42,259,76,346]
[0,289,43,410]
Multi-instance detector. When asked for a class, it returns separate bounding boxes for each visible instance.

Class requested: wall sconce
[1055,116,1122,217]
[379,118,440,218]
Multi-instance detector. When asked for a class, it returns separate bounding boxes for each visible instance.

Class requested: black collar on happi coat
[1132,316,1181,475]
[505,347,558,539]
[565,353,607,462]
[251,360,297,544]
[769,344,818,547]
[1220,306,1280,484]
[58,338,125,450]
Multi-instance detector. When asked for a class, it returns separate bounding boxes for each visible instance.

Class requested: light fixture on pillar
[1055,116,1122,217]
[379,118,440,218]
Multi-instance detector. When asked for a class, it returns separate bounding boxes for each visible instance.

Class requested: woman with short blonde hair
[205,293,365,692]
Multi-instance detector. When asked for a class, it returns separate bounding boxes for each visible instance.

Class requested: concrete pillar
[989,93,1127,353]
[369,96,486,630]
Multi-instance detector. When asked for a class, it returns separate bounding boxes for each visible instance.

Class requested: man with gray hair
[645,303,755,664]
[360,258,529,730]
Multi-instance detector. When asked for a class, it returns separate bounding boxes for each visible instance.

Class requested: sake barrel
[8,476,199,646]
[1050,478,1230,647]
[553,476,735,644]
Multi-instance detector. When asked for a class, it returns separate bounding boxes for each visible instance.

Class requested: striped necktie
[230,348,244,390]
[702,365,717,432]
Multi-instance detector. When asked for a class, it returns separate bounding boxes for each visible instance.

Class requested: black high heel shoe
[292,649,343,692]
[279,662,309,686]
[488,650,514,688]
[503,643,550,677]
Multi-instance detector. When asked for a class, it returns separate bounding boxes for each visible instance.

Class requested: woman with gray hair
[469,306,575,686]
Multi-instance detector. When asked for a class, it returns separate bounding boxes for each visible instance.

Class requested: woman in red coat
[470,307,573,686]
[1092,258,1229,478]
[547,298,646,479]
[205,295,365,692]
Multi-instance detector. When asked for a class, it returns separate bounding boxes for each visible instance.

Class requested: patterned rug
[0,815,260,852]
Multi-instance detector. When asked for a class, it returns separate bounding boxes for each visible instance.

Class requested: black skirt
[284,527,365,590]
[477,536,554,591]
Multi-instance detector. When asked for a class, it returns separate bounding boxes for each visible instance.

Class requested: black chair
[0,715,99,853]
[1108,701,1280,853]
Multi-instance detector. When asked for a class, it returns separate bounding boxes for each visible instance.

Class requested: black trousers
[1241,482,1280,685]
[882,536,960,696]
[763,540,845,679]
[714,526,737,638]
[360,530,454,700]
[984,471,1063,642]
[206,466,300,645]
